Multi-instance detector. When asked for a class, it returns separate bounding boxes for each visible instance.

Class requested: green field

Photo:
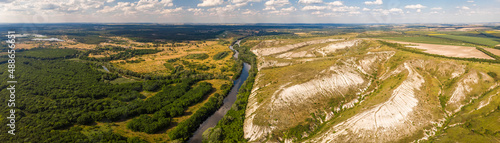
[380,36,470,46]
[430,34,500,47]
[110,77,139,84]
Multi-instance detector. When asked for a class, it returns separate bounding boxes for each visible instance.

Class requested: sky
[1,0,500,23]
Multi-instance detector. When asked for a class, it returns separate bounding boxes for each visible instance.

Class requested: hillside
[243,34,500,142]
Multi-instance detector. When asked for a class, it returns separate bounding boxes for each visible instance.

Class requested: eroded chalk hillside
[243,36,500,142]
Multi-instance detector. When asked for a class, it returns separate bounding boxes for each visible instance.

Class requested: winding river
[188,40,250,143]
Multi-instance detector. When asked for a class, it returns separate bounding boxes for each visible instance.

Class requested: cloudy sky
[1,0,499,23]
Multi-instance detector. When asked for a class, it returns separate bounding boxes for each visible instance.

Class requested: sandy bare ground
[457,27,491,31]
[484,48,500,56]
[447,71,479,113]
[252,39,342,56]
[387,41,495,60]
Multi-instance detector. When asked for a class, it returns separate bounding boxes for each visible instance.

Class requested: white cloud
[136,0,174,12]
[207,5,240,15]
[106,0,115,3]
[161,7,182,14]
[0,0,14,3]
[417,9,421,12]
[231,0,261,3]
[405,4,426,9]
[281,6,296,12]
[372,8,403,15]
[431,7,442,10]
[265,0,290,7]
[326,1,343,6]
[263,6,276,10]
[362,8,370,11]
[188,8,204,15]
[457,6,470,10]
[311,11,322,15]
[268,6,295,15]
[389,8,403,12]
[364,0,382,5]
[298,0,323,4]
[316,5,361,17]
[349,11,360,14]
[331,6,359,12]
[242,9,258,15]
[467,0,474,3]
[98,2,131,13]
[232,2,248,7]
[97,0,175,15]
[264,0,290,10]
[230,0,261,7]
[197,0,224,7]
[302,5,328,11]
[16,0,107,13]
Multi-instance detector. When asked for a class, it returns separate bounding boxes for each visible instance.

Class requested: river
[188,40,250,143]
[102,66,110,72]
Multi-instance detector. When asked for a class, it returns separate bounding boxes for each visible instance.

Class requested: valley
[1,24,500,143]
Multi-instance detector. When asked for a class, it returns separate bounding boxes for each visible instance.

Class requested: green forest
[0,47,229,142]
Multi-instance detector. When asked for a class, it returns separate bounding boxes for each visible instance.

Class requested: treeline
[88,45,127,54]
[108,25,225,42]
[127,81,213,134]
[80,48,162,61]
[231,60,244,80]
[181,60,215,71]
[185,53,209,60]
[378,40,500,64]
[203,38,259,142]
[98,60,216,81]
[127,114,171,134]
[168,83,233,141]
[213,51,230,60]
[476,47,500,60]
[18,48,78,60]
[68,35,109,44]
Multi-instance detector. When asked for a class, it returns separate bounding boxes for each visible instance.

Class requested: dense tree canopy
[0,48,219,142]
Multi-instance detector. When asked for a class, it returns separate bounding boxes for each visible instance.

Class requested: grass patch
[379,36,471,46]
[184,53,209,60]
[213,51,230,60]
[430,34,500,47]
[110,77,138,84]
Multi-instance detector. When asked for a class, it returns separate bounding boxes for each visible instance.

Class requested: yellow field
[485,30,500,34]
[112,40,235,78]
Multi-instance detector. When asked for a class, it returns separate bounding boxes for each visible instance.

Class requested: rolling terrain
[2,24,500,143]
[241,33,500,142]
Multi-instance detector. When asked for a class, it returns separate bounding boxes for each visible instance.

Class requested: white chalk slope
[308,63,424,142]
